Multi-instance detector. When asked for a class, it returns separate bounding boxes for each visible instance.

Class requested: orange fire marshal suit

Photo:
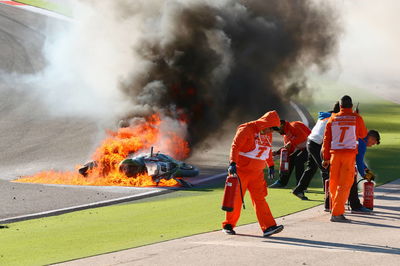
[322,108,367,216]
[283,121,311,155]
[279,121,311,185]
[222,111,280,231]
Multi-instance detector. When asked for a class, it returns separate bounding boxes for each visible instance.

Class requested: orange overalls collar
[339,107,354,114]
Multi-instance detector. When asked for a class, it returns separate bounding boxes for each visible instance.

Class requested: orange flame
[15,114,190,187]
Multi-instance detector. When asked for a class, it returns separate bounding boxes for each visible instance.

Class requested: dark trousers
[279,149,308,186]
[293,140,329,194]
[348,175,362,210]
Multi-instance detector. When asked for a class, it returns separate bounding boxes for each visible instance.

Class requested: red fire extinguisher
[279,148,289,174]
[221,174,245,212]
[363,181,374,210]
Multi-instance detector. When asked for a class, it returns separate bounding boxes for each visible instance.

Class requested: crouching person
[348,130,381,213]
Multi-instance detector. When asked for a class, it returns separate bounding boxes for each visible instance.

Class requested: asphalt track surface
[0,4,311,223]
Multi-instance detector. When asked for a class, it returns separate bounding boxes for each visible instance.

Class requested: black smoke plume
[117,0,339,145]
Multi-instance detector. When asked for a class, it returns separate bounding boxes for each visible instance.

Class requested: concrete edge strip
[0,189,171,224]
[0,172,228,224]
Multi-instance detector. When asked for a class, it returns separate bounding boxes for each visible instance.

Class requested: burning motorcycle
[78,147,199,187]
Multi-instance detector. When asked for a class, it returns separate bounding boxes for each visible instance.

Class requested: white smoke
[22,0,339,141]
[26,1,141,124]
[325,0,400,102]
[24,0,235,126]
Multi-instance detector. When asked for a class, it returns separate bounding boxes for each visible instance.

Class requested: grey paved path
[58,179,400,266]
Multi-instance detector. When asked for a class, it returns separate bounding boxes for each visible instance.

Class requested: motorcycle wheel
[174,164,199,177]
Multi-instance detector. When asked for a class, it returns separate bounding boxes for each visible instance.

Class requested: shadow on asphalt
[264,237,400,255]
[368,211,400,220]
[374,187,400,194]
[235,233,265,239]
[346,213,385,221]
[375,195,400,201]
[348,211,400,221]
[348,219,400,230]
[373,205,400,212]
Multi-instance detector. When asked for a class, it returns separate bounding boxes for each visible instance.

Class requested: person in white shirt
[292,102,339,204]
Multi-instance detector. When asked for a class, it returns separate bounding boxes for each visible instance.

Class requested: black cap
[368,130,380,145]
[331,101,340,113]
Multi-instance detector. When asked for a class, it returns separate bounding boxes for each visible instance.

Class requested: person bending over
[348,130,380,213]
[269,120,311,188]
[222,111,284,237]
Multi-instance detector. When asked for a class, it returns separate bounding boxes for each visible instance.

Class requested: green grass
[304,101,400,187]
[306,78,400,186]
[1,81,399,265]
[15,0,71,16]
[0,187,323,265]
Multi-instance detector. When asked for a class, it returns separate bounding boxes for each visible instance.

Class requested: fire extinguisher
[363,181,374,210]
[221,174,245,212]
[279,148,289,174]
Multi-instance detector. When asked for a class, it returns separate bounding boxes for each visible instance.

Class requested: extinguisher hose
[348,177,367,210]
[236,174,246,210]
[356,177,373,185]
[357,178,365,185]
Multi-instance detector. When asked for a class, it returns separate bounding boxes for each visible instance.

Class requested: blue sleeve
[356,138,367,176]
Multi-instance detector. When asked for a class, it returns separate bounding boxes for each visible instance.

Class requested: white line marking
[290,100,309,126]
[0,189,167,224]
[189,173,226,185]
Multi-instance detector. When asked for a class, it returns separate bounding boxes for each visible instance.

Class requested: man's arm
[266,149,274,167]
[266,137,275,179]
[282,135,294,154]
[356,115,368,139]
[229,126,248,163]
[356,138,367,176]
[321,118,333,162]
[286,122,310,151]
